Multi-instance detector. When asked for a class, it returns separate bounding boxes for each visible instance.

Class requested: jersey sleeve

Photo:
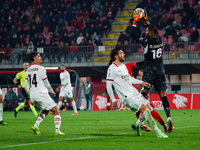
[125,62,136,77]
[106,66,116,81]
[15,72,21,80]
[41,67,48,80]
[130,26,148,47]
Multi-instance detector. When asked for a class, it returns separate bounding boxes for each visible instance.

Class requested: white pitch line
[0,126,198,149]
[175,126,198,129]
[0,132,132,149]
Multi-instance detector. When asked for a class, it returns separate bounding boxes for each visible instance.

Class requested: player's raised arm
[135,61,144,67]
[130,8,149,47]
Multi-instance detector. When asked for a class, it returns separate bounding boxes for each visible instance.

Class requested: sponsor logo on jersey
[172,94,188,109]
[121,74,129,81]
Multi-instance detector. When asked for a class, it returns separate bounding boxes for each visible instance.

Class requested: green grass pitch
[0,109,200,150]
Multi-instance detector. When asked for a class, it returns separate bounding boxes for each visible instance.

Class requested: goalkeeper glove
[142,9,150,27]
[132,8,143,27]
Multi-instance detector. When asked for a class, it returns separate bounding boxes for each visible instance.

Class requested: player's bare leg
[69,97,78,115]
[15,99,38,117]
[28,100,38,117]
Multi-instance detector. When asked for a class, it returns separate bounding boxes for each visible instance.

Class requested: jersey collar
[32,63,40,65]
[61,70,66,73]
[112,62,119,67]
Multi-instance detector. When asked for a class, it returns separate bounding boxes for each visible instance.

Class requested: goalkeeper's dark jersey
[130,26,163,67]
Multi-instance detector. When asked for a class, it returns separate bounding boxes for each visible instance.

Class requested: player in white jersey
[24,52,64,135]
[54,65,78,115]
[0,88,8,125]
[106,48,168,138]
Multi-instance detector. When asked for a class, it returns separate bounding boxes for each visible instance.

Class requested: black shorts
[142,66,166,91]
[21,88,30,100]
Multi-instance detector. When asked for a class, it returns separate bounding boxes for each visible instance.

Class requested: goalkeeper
[130,8,174,133]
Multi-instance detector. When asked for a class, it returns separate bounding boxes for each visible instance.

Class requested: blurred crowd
[0,0,200,63]
[118,0,200,47]
[0,0,125,62]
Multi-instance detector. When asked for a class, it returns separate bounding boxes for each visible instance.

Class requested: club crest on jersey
[108,73,111,77]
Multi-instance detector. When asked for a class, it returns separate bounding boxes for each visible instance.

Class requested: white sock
[143,108,161,134]
[54,115,61,131]
[136,113,145,127]
[0,103,3,121]
[35,113,46,127]
[72,100,77,113]
[57,101,63,110]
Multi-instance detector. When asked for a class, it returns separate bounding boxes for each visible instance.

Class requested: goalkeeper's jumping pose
[130,8,174,132]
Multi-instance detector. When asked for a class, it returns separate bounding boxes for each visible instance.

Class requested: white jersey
[26,63,49,98]
[0,88,2,95]
[60,70,72,91]
[106,62,142,103]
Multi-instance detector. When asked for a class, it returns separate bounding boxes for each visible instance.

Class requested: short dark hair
[139,69,144,73]
[59,65,66,69]
[30,52,39,62]
[148,25,158,35]
[23,61,29,64]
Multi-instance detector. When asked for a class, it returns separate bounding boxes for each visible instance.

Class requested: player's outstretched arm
[13,78,18,84]
[130,77,143,84]
[142,81,151,88]
[135,61,144,67]
[130,8,149,47]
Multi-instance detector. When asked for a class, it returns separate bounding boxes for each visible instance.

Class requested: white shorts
[0,88,2,95]
[59,89,73,98]
[122,94,149,112]
[31,94,56,111]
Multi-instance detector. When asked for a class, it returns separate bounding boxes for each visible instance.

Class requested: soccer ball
[80,105,85,111]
